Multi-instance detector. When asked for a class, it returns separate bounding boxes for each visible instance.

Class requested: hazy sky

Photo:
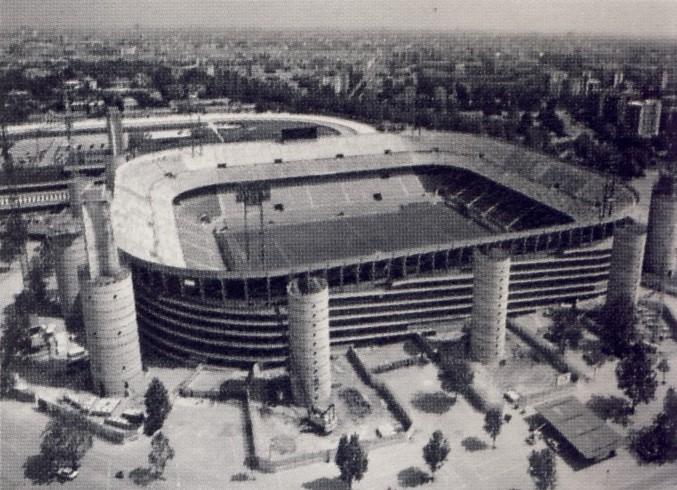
[2,0,677,37]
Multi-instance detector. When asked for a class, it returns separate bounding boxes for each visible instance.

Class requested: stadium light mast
[236,183,270,267]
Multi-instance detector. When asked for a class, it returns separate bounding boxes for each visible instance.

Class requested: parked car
[55,467,79,481]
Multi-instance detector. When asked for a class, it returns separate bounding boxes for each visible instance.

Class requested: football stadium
[110,114,638,366]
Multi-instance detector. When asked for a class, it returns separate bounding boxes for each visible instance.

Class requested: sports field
[217,201,492,270]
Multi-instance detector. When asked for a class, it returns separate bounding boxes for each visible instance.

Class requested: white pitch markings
[340,181,351,203]
[305,186,315,208]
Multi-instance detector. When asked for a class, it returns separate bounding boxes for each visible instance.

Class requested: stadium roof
[109,116,637,271]
[6,112,376,138]
[535,396,623,461]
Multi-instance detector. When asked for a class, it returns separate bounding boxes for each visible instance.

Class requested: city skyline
[2,0,677,38]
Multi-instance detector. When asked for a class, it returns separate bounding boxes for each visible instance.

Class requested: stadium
[110,114,638,366]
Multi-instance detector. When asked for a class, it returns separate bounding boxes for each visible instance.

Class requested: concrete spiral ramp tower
[607,221,647,308]
[287,276,331,409]
[645,172,677,278]
[470,248,511,364]
[48,176,89,327]
[49,224,87,327]
[80,186,143,398]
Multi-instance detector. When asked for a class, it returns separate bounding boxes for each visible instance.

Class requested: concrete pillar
[287,277,331,409]
[220,279,227,302]
[645,172,677,277]
[198,278,206,300]
[470,248,511,364]
[607,222,647,308]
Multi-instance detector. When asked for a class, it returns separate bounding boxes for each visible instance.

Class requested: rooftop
[535,396,623,461]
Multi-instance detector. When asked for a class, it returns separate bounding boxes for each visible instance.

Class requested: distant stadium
[110,114,637,366]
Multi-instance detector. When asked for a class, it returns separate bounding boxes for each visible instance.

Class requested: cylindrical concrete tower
[81,269,144,397]
[49,226,86,327]
[645,172,677,278]
[80,187,143,398]
[287,276,331,409]
[68,177,87,219]
[471,248,511,364]
[607,222,647,308]
[105,108,125,194]
[82,188,121,278]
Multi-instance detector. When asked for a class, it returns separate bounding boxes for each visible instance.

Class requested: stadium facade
[109,115,638,366]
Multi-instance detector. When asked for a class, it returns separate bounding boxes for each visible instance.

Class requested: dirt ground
[251,351,403,461]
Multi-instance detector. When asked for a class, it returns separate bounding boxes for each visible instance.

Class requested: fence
[255,426,408,473]
[346,347,413,431]
[507,319,585,382]
[371,355,428,374]
[517,383,577,408]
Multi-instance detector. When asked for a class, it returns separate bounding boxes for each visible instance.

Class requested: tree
[547,309,583,354]
[631,412,677,464]
[148,432,175,479]
[422,430,450,480]
[0,210,28,278]
[527,449,557,490]
[483,409,503,449]
[40,412,93,471]
[335,433,368,489]
[0,352,16,397]
[144,378,171,436]
[657,358,670,385]
[630,390,677,464]
[616,342,658,412]
[517,112,533,135]
[27,254,48,306]
[438,359,474,396]
[600,300,637,356]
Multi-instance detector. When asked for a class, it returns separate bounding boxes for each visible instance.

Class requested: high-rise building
[625,99,662,137]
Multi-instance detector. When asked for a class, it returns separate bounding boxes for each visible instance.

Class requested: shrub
[231,472,251,481]
[411,391,456,415]
[339,388,372,419]
[586,395,632,426]
[461,437,489,452]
